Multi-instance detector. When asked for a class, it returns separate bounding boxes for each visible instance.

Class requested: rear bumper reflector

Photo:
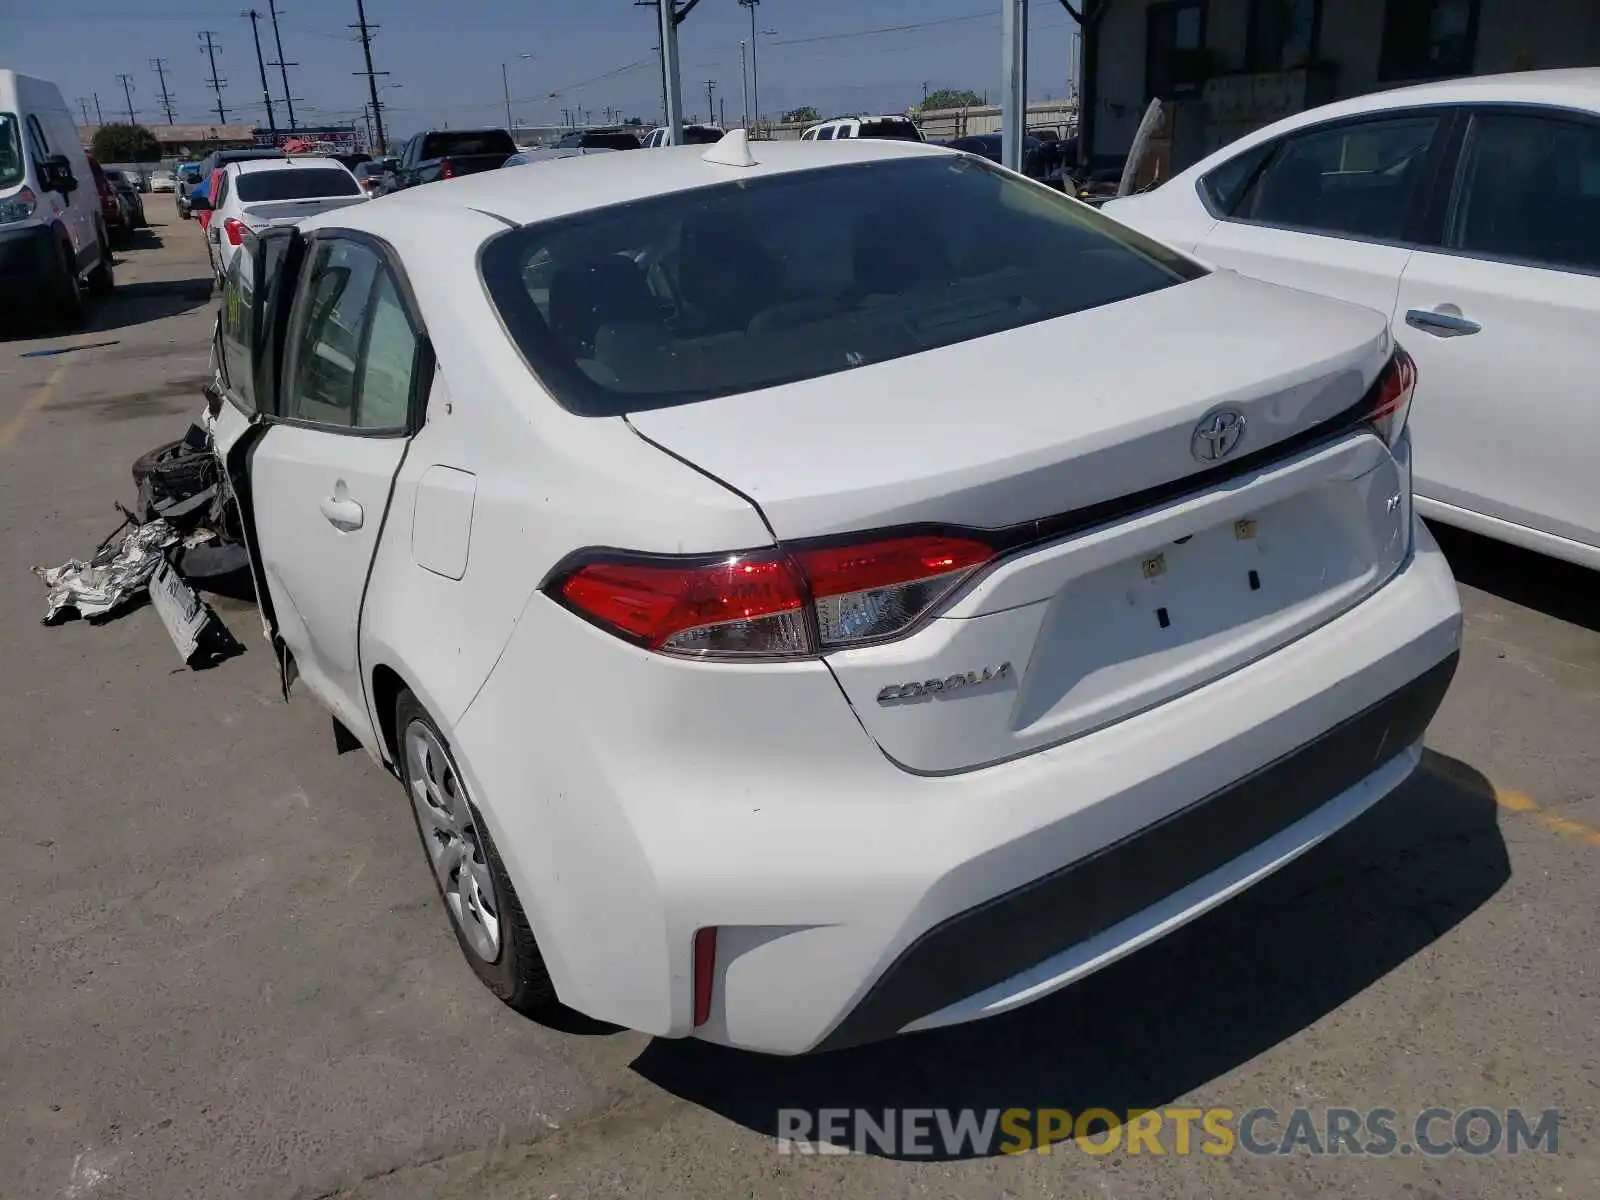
[813,650,1459,1052]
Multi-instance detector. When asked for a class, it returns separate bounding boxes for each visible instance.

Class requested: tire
[51,245,86,330]
[132,434,215,503]
[395,690,559,1017]
[87,238,114,297]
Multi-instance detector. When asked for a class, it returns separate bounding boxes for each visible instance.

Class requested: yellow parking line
[0,357,73,454]
[1494,787,1600,848]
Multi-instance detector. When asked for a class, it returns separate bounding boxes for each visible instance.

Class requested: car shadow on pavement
[1429,521,1600,633]
[0,277,212,345]
[630,750,1510,1160]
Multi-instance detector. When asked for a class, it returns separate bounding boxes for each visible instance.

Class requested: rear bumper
[450,520,1462,1055]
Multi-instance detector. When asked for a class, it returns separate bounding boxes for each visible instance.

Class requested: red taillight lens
[1367,347,1417,447]
[796,535,993,648]
[692,927,717,1027]
[552,533,995,659]
[439,156,454,179]
[222,217,248,246]
[558,552,808,657]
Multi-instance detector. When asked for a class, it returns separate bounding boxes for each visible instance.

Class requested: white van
[799,114,925,143]
[0,70,113,329]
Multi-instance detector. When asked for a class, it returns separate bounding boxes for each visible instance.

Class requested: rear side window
[1445,111,1600,274]
[421,130,516,158]
[1236,114,1440,241]
[817,126,836,141]
[1199,140,1276,215]
[857,119,921,141]
[219,250,259,413]
[482,156,1205,416]
[237,168,360,201]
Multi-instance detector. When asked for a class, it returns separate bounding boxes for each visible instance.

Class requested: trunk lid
[240,195,368,227]
[628,271,1408,774]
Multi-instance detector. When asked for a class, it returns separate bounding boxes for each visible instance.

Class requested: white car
[801,114,925,142]
[641,124,723,147]
[1103,67,1600,572]
[196,155,366,279]
[204,131,1461,1055]
[149,169,176,192]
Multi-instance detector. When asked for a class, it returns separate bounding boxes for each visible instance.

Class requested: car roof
[308,136,948,235]
[230,156,351,175]
[1169,67,1600,181]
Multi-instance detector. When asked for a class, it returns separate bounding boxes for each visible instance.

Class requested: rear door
[246,232,430,739]
[1397,105,1600,561]
[1195,108,1453,320]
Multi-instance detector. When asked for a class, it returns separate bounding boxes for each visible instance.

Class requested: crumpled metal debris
[33,519,179,624]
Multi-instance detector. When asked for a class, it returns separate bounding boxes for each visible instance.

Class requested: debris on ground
[31,420,250,668]
[33,518,179,624]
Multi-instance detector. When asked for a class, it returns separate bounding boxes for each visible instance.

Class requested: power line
[115,73,137,124]
[265,0,299,130]
[150,57,177,124]
[350,0,388,152]
[769,10,993,48]
[199,30,230,122]
[245,10,278,135]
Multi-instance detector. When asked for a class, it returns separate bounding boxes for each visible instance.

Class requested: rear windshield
[237,167,360,201]
[567,132,641,151]
[856,119,922,141]
[422,130,516,158]
[0,115,19,190]
[482,156,1204,416]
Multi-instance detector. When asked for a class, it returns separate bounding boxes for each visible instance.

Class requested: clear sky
[0,0,1082,136]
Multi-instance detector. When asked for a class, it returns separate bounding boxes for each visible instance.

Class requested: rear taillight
[439,156,454,179]
[1365,347,1417,447]
[222,217,248,246]
[551,533,995,660]
[692,927,717,1026]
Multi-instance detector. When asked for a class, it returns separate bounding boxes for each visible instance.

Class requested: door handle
[1405,307,1481,337]
[319,491,364,531]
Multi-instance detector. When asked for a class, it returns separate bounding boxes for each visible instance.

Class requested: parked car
[122,168,148,193]
[801,114,925,142]
[352,158,397,196]
[392,128,518,190]
[0,69,114,329]
[641,124,722,147]
[502,147,617,167]
[149,168,176,192]
[190,155,366,279]
[553,128,642,151]
[87,156,133,252]
[175,163,203,218]
[942,132,1066,188]
[192,135,1461,1055]
[101,168,147,227]
[1102,67,1600,571]
[332,152,372,173]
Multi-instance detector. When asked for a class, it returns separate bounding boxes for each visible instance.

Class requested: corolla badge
[877,662,1013,705]
[1191,409,1247,462]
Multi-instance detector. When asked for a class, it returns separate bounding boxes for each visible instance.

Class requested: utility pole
[199,31,230,123]
[1000,0,1028,172]
[150,58,177,124]
[361,103,373,149]
[501,62,513,132]
[115,73,137,124]
[245,11,278,136]
[76,96,91,124]
[739,41,749,130]
[704,80,715,128]
[266,0,298,131]
[93,93,104,124]
[659,0,686,144]
[738,0,760,136]
[350,0,388,153]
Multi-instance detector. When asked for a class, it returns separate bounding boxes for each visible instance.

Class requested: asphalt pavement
[1,220,1596,1200]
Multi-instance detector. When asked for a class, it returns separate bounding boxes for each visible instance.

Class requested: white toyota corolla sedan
[206,131,1462,1055]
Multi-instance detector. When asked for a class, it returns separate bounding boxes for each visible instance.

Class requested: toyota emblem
[1191,409,1247,462]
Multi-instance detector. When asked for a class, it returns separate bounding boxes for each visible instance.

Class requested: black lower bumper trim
[815,651,1459,1052]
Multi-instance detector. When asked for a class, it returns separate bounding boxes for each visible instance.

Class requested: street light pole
[739,40,749,130]
[1001,0,1029,172]
[739,0,760,135]
[657,0,684,146]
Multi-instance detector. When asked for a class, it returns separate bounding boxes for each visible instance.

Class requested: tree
[918,89,985,112]
[91,123,162,164]
[782,106,821,124]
